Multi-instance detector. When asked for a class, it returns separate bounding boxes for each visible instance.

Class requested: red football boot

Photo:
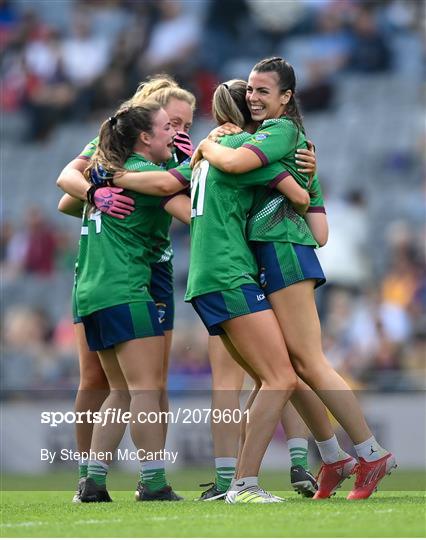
[313,456,358,499]
[347,453,396,500]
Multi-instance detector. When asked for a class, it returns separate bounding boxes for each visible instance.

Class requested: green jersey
[78,136,99,160]
[248,174,325,246]
[77,136,173,263]
[75,154,171,316]
[242,117,309,182]
[243,118,326,246]
[173,132,292,301]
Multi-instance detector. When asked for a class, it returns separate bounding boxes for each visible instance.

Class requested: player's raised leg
[268,280,395,499]
[288,378,354,499]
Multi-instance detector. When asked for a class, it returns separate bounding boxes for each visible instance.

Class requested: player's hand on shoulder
[296,140,316,177]
[208,122,242,142]
[190,140,206,169]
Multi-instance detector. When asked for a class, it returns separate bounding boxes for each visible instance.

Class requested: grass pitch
[1,470,425,537]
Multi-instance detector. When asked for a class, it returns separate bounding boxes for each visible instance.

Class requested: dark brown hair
[86,101,161,178]
[252,57,305,135]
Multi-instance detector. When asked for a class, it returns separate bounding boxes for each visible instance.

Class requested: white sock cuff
[79,457,88,467]
[287,437,308,450]
[140,459,165,471]
[215,457,237,469]
[353,436,376,452]
[315,434,338,446]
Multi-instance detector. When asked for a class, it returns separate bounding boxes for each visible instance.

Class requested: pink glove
[93,187,135,219]
[174,131,194,162]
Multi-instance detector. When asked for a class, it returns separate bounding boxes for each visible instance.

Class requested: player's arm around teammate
[182,85,308,503]
[75,103,186,503]
[206,81,332,499]
[56,76,198,502]
[197,59,396,500]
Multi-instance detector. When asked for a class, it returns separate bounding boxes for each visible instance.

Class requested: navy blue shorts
[251,241,326,296]
[73,261,174,329]
[191,283,272,336]
[150,261,174,331]
[81,301,164,351]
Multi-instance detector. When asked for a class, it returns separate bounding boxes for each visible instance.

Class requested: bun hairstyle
[252,57,305,134]
[212,79,252,128]
[129,74,196,111]
[87,101,161,178]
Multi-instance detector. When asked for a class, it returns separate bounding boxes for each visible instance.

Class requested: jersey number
[81,210,102,235]
[191,160,209,218]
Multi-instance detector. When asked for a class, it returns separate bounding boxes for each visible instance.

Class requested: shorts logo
[259,267,267,289]
[256,293,265,302]
[156,302,166,324]
[254,132,269,141]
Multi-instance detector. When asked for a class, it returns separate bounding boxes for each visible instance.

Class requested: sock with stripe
[353,436,388,462]
[214,457,237,491]
[87,460,108,486]
[140,460,167,491]
[315,435,352,464]
[287,438,309,469]
[79,457,88,479]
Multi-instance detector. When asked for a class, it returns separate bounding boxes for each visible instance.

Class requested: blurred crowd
[1,198,424,394]
[1,0,425,394]
[1,0,423,140]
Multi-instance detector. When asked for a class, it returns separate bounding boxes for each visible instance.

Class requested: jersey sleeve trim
[76,155,91,161]
[161,188,190,208]
[168,168,189,185]
[307,206,326,214]
[268,170,291,189]
[241,144,269,166]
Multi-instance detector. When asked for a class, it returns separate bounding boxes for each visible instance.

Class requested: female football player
[191,57,396,500]
[57,76,195,502]
[73,102,192,503]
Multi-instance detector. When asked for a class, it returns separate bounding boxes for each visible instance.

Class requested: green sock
[141,460,167,491]
[87,460,108,486]
[215,457,237,491]
[287,438,309,469]
[79,463,88,479]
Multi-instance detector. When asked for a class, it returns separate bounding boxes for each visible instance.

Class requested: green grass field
[1,470,425,538]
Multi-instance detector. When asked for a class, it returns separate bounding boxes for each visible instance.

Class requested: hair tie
[108,116,117,127]
[222,83,229,90]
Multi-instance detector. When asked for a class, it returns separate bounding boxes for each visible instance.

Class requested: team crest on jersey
[254,132,270,141]
[156,302,166,324]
